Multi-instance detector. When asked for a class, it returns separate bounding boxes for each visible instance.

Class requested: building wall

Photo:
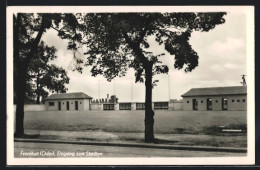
[131,103,136,110]
[90,103,103,110]
[211,97,222,111]
[115,103,119,110]
[183,97,193,111]
[183,95,247,111]
[83,99,90,110]
[225,95,247,111]
[45,100,58,111]
[13,104,46,112]
[45,99,90,111]
[169,102,183,111]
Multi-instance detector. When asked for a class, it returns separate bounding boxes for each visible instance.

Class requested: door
[222,98,228,110]
[75,101,78,110]
[207,98,212,110]
[192,99,198,110]
[66,101,69,110]
[58,101,61,110]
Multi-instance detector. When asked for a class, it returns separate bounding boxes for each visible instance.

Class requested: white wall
[169,102,183,110]
[90,103,103,110]
[83,99,90,110]
[13,104,46,111]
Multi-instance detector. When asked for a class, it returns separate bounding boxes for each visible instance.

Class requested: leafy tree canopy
[65,13,226,85]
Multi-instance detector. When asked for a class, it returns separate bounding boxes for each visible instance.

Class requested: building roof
[45,92,92,100]
[181,86,247,97]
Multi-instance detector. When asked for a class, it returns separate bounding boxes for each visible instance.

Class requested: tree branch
[24,15,47,67]
[137,15,152,44]
[51,26,88,44]
[122,31,152,68]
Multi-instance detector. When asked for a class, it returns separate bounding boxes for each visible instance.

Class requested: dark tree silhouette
[19,41,69,104]
[72,13,226,142]
[13,13,79,137]
[13,13,226,142]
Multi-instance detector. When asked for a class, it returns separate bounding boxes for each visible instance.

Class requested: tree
[13,13,79,137]
[27,41,70,104]
[109,95,118,104]
[73,13,226,142]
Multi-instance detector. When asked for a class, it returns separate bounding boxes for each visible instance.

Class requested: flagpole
[131,77,133,103]
[168,74,170,101]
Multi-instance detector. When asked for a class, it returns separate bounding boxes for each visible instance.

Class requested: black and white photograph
[6,6,255,165]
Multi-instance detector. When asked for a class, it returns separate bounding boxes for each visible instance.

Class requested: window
[63,102,64,105]
[215,100,218,103]
[232,100,234,102]
[103,104,114,110]
[187,101,189,103]
[237,99,240,102]
[243,99,246,102]
[119,103,131,110]
[49,102,54,106]
[136,103,145,110]
[201,100,203,103]
[154,102,168,110]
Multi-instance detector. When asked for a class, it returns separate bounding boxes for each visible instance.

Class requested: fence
[13,104,46,111]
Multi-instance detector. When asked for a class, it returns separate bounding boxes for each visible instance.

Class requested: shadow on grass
[117,136,178,144]
[14,134,40,139]
[153,138,178,144]
[75,137,109,142]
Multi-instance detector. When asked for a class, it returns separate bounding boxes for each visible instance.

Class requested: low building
[181,86,247,111]
[44,92,92,111]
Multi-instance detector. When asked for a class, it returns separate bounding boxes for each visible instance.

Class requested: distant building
[44,92,92,111]
[181,86,247,111]
[91,94,119,110]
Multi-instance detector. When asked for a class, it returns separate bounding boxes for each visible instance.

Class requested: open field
[22,110,246,134]
[13,110,247,148]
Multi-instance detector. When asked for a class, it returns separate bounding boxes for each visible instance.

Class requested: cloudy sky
[41,12,247,102]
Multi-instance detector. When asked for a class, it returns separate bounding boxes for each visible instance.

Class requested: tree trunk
[14,14,46,137]
[122,31,155,142]
[14,66,26,138]
[144,63,154,142]
[36,73,40,104]
[13,13,25,137]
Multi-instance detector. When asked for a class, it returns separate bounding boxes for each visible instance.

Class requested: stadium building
[44,92,92,111]
[181,86,247,111]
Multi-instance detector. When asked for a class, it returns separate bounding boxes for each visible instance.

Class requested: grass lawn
[22,110,246,134]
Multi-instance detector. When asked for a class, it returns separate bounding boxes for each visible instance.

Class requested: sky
[41,12,247,102]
